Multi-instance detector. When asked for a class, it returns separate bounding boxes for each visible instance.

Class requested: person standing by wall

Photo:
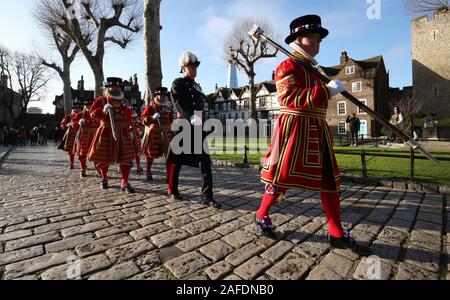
[346,113,360,146]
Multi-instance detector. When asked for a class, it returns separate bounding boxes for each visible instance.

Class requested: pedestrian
[257,15,371,255]
[18,125,28,146]
[37,124,45,146]
[385,106,404,143]
[1,126,9,146]
[42,125,49,146]
[88,77,137,194]
[30,126,38,146]
[53,123,61,144]
[73,98,101,178]
[130,104,144,175]
[60,102,83,169]
[166,51,221,208]
[141,87,174,182]
[346,113,360,146]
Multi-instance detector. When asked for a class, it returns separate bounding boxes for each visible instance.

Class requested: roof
[321,55,384,76]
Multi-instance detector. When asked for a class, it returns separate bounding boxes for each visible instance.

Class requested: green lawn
[209,138,450,186]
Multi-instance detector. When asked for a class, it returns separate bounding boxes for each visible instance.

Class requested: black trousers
[171,155,213,202]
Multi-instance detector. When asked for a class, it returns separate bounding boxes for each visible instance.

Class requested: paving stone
[130,267,173,280]
[221,229,256,248]
[0,230,33,242]
[164,215,195,228]
[34,219,84,235]
[225,243,264,267]
[0,245,44,265]
[62,221,110,238]
[265,253,314,280]
[199,240,235,263]
[392,210,417,222]
[403,245,441,273]
[410,230,442,252]
[369,239,402,261]
[75,233,134,258]
[176,231,221,252]
[107,213,142,225]
[4,251,73,279]
[49,212,89,223]
[385,218,414,234]
[45,233,95,253]
[182,219,220,235]
[138,215,170,227]
[353,257,393,280]
[150,229,190,248]
[5,231,61,251]
[210,211,242,224]
[165,252,211,279]
[395,262,439,280]
[83,210,124,223]
[234,256,272,280]
[4,219,48,233]
[378,227,408,246]
[416,211,442,225]
[306,253,354,280]
[41,254,112,280]
[223,274,242,280]
[189,209,217,220]
[95,221,140,238]
[135,250,162,271]
[106,239,156,263]
[293,230,330,262]
[129,223,171,241]
[260,241,295,263]
[205,261,234,280]
[88,261,141,280]
[27,210,61,222]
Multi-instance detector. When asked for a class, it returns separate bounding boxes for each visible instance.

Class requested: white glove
[103,103,113,115]
[327,80,347,97]
[67,122,74,128]
[190,114,203,126]
[79,119,85,127]
[152,113,161,120]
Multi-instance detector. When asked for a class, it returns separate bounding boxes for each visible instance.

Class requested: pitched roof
[321,55,384,76]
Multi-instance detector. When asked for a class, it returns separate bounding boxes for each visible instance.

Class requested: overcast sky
[0,0,421,114]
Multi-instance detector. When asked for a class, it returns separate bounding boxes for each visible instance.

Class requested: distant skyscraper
[227,63,238,89]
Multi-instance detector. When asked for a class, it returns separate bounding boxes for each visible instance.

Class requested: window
[235,113,238,120]
[345,66,355,75]
[124,86,132,92]
[241,112,245,120]
[231,101,237,110]
[259,97,267,107]
[352,82,363,93]
[244,100,249,109]
[358,99,367,114]
[338,122,346,135]
[218,103,223,111]
[337,101,346,116]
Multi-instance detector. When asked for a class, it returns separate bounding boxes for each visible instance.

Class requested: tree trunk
[62,65,72,115]
[92,63,105,98]
[248,71,257,121]
[144,0,163,101]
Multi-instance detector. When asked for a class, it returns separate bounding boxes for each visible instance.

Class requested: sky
[0,0,422,114]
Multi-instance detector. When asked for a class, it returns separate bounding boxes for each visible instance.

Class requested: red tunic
[260,58,341,193]
[73,111,99,157]
[60,114,79,154]
[141,100,174,159]
[87,96,137,165]
[130,111,143,155]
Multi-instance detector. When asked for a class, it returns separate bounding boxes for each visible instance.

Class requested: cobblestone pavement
[0,145,448,280]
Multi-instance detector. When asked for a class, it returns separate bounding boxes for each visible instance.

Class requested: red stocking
[146,158,154,176]
[79,156,87,171]
[256,185,287,220]
[167,163,176,195]
[100,166,109,181]
[69,153,75,165]
[320,192,344,238]
[135,155,141,168]
[120,164,131,187]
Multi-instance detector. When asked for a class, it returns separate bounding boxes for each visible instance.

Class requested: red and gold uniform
[130,105,144,174]
[260,57,339,193]
[88,77,137,193]
[59,104,82,169]
[141,89,174,181]
[73,100,101,177]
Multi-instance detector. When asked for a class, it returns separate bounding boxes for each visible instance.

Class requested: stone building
[322,52,389,138]
[411,11,450,118]
[0,74,21,126]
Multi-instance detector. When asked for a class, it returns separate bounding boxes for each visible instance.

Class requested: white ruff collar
[105,89,125,100]
[289,42,319,66]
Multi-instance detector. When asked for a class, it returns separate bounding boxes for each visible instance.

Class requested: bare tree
[33,0,83,115]
[0,47,52,126]
[224,18,278,120]
[144,0,162,101]
[52,0,143,96]
[407,0,449,13]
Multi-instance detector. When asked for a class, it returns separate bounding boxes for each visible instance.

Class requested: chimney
[340,51,349,66]
[77,75,84,91]
[133,74,138,86]
[272,71,275,81]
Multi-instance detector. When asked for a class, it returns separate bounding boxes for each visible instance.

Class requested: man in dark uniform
[166,51,221,209]
[346,113,360,146]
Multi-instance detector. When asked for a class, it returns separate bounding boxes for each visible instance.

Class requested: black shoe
[254,214,277,239]
[201,199,222,209]
[329,230,372,256]
[146,174,153,181]
[168,193,184,201]
[136,167,144,175]
[69,164,75,170]
[101,181,108,190]
[80,171,87,178]
[121,184,135,194]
